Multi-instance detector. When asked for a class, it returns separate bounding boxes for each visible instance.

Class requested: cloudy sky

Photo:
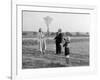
[23,11,90,32]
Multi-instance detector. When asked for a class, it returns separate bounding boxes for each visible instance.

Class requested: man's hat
[58,28,62,32]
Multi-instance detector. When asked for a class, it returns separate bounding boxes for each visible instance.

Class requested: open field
[22,37,89,69]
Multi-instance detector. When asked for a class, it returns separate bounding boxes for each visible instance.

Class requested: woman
[38,28,46,54]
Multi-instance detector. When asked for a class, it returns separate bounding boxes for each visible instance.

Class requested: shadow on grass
[22,61,66,69]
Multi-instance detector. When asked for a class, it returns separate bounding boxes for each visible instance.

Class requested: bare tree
[43,16,53,36]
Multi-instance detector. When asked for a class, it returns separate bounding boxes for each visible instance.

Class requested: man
[54,29,63,54]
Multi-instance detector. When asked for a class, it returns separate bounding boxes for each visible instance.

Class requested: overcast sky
[23,11,90,32]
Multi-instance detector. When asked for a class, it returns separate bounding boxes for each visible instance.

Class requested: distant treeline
[22,31,89,38]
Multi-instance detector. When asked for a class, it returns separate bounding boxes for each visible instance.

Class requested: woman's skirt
[39,39,46,52]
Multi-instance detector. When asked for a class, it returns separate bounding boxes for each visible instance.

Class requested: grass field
[22,37,89,69]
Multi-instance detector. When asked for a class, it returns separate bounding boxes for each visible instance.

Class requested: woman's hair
[39,28,42,32]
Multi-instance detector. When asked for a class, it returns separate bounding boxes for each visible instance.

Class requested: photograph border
[11,2,97,80]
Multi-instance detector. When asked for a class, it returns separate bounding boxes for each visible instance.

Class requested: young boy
[63,36,71,64]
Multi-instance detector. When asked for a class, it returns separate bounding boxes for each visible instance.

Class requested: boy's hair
[64,36,70,42]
